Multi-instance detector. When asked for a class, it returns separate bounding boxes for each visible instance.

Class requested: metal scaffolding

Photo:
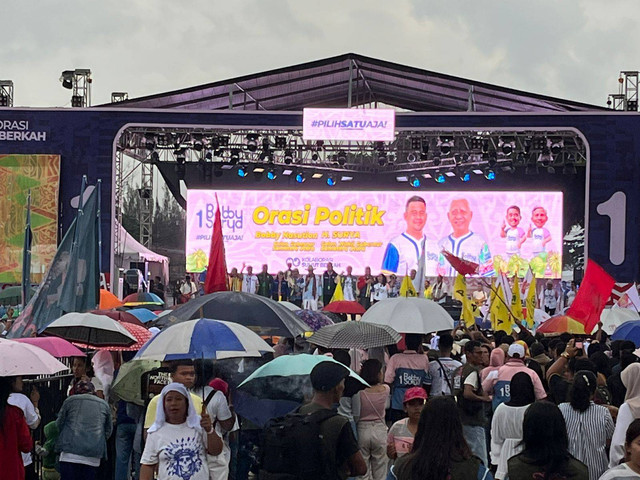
[0,80,13,107]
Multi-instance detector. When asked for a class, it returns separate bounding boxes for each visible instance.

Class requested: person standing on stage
[303,266,321,311]
[257,264,273,297]
[323,262,338,306]
[358,267,375,310]
[438,198,493,277]
[339,266,358,302]
[241,266,259,294]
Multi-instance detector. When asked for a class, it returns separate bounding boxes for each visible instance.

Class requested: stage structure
[0,54,639,288]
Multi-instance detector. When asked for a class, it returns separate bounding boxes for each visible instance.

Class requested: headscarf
[622,363,640,418]
[69,378,95,396]
[148,382,201,434]
[506,372,535,407]
[480,347,505,382]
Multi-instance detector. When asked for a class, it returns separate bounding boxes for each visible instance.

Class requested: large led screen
[186,190,563,278]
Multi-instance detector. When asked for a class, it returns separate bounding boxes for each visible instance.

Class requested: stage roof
[106,53,603,113]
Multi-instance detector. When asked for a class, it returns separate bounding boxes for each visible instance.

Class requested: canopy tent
[114,222,169,283]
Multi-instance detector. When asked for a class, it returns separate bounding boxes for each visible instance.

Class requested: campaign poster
[0,154,60,284]
[186,190,563,278]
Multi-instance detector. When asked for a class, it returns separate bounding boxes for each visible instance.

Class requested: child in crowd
[386,387,427,463]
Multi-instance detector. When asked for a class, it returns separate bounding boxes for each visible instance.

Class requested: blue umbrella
[612,320,640,347]
[134,318,274,361]
[126,308,158,324]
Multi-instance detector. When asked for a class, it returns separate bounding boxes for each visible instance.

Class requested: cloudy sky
[4,0,639,108]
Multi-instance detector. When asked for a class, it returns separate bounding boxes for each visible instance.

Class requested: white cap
[508,343,525,358]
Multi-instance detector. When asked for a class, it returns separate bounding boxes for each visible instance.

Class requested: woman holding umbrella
[0,377,32,480]
[140,383,222,480]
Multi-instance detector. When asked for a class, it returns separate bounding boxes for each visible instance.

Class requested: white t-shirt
[371,283,388,302]
[203,388,235,459]
[381,234,437,276]
[141,422,210,480]
[427,357,462,396]
[543,288,557,309]
[599,463,640,480]
[343,276,356,301]
[242,275,258,294]
[438,232,493,277]
[8,393,40,466]
[505,227,525,255]
[531,227,551,255]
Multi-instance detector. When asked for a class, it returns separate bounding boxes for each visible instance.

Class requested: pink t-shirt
[357,386,390,422]
[482,359,546,400]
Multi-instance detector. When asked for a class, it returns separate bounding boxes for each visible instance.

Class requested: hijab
[148,382,201,434]
[506,372,535,407]
[622,362,640,418]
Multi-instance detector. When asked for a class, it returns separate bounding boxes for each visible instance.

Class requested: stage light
[176,152,186,165]
[267,168,277,180]
[260,149,272,162]
[532,136,547,150]
[499,137,514,155]
[144,134,156,151]
[481,140,490,154]
[438,136,453,156]
[434,171,446,184]
[237,166,248,177]
[326,175,336,186]
[284,149,294,164]
[311,153,319,161]
[275,136,287,149]
[60,70,74,89]
[246,134,259,152]
[219,135,230,146]
[409,175,421,188]
[377,153,388,166]
[406,152,417,162]
[411,137,422,150]
[432,157,441,167]
[420,142,429,161]
[484,168,496,180]
[205,151,213,161]
[337,151,347,166]
[192,134,203,151]
[459,169,471,182]
[515,152,527,166]
[230,149,241,165]
[340,175,353,182]
[471,137,483,150]
[549,138,564,155]
[295,171,305,183]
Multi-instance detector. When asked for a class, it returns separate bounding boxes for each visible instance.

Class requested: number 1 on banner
[596,191,626,266]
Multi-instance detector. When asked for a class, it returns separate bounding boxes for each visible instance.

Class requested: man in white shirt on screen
[381,196,436,276]
[437,198,493,277]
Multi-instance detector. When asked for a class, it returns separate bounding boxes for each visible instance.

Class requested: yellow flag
[453,274,466,302]
[330,276,344,303]
[511,276,523,321]
[400,274,417,297]
[525,276,537,327]
[491,281,513,333]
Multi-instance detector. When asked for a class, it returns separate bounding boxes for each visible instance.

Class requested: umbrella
[612,320,640,347]
[294,310,334,332]
[13,337,86,358]
[236,354,368,426]
[111,359,161,406]
[323,301,366,315]
[126,308,158,324]
[135,318,274,361]
[536,315,586,335]
[43,312,137,347]
[90,309,144,326]
[279,301,302,312]
[123,292,165,307]
[0,339,69,376]
[156,292,309,337]
[361,297,454,334]
[0,286,35,306]
[308,321,401,349]
[99,289,123,309]
[76,322,152,352]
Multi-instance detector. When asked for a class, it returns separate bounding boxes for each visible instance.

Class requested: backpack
[259,408,339,480]
[451,363,484,417]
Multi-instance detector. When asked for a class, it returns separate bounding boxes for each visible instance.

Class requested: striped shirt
[559,402,615,480]
[599,463,640,480]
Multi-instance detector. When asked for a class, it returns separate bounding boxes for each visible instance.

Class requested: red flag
[566,259,615,334]
[204,194,228,294]
[441,250,479,276]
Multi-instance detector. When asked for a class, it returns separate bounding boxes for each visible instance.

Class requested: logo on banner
[0,120,48,141]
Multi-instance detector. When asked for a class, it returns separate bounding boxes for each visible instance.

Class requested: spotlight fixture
[549,138,564,156]
[267,168,277,180]
[377,153,387,166]
[470,137,483,150]
[515,152,527,166]
[420,142,429,161]
[326,175,336,186]
[499,137,515,156]
[337,151,347,166]
[245,134,259,152]
[176,152,186,165]
[409,175,421,188]
[532,136,547,150]
[481,139,490,154]
[311,153,319,161]
[283,149,294,164]
[434,171,446,184]
[275,136,287,149]
[484,168,496,180]
[237,166,248,177]
[438,136,453,156]
[295,171,305,183]
[262,137,271,151]
[205,151,213,161]
[458,169,471,182]
[192,134,203,151]
[229,149,241,165]
[432,157,441,167]
[60,70,74,89]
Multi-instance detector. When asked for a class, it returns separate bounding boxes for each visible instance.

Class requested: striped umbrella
[134,318,274,361]
[123,292,165,307]
[308,321,401,349]
[536,315,586,335]
[75,322,152,352]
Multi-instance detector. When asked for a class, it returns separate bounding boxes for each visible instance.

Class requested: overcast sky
[4,0,640,108]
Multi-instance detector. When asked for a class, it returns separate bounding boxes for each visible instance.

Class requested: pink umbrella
[13,337,86,358]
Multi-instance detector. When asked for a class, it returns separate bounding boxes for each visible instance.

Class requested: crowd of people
[2,310,640,480]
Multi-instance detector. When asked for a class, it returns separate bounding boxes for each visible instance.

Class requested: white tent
[115,222,169,283]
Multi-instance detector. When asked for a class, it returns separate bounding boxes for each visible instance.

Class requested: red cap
[208,378,229,396]
[403,386,428,404]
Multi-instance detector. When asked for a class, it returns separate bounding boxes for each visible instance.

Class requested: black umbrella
[155,292,309,337]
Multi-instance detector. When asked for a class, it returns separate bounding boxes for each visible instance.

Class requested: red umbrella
[90,309,144,327]
[323,301,366,315]
[75,322,152,351]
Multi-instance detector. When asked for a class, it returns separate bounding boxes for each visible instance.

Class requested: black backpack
[259,408,338,480]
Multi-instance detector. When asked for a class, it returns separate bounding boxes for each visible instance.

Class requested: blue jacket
[56,394,113,459]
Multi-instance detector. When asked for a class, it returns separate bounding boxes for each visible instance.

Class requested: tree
[563,222,585,276]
